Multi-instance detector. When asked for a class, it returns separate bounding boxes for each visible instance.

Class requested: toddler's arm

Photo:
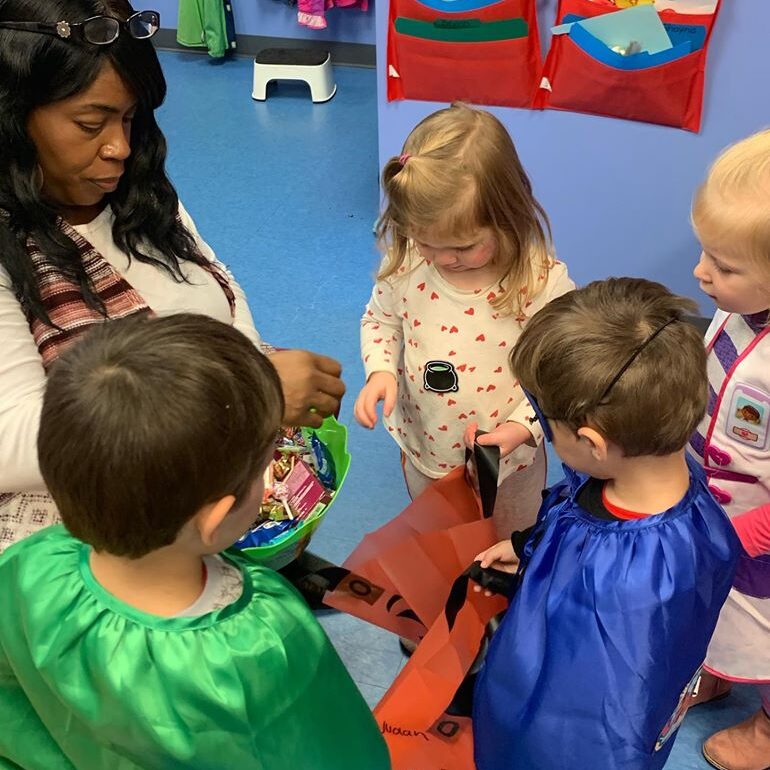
[475,539,520,572]
[731,504,770,557]
[463,419,536,457]
[360,278,403,380]
[354,371,397,429]
[473,539,520,596]
[356,278,404,428]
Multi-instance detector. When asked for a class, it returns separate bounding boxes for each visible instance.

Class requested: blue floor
[157,50,760,768]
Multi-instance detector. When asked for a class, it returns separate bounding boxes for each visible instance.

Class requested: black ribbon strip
[466,429,500,520]
[444,561,514,632]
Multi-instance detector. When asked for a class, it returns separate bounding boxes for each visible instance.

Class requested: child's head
[692,129,770,316]
[38,313,284,559]
[377,102,552,314]
[510,278,706,475]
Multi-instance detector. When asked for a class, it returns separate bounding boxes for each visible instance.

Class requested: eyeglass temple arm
[0,20,57,33]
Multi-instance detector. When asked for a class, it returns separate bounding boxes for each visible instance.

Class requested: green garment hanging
[0,526,391,770]
[178,0,235,58]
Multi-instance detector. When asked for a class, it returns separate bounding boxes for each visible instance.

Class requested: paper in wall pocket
[568,23,693,70]
[551,4,673,54]
[555,13,707,52]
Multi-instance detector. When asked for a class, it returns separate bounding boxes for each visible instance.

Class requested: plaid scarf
[0,211,237,551]
[13,211,236,368]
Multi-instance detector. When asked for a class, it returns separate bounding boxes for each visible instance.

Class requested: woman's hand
[354,371,398,429]
[268,349,346,428]
[463,420,535,457]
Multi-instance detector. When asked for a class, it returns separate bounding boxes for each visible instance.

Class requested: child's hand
[475,540,519,571]
[473,540,520,595]
[354,372,398,429]
[463,420,535,457]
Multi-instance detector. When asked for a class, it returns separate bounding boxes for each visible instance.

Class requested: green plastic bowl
[239,416,350,570]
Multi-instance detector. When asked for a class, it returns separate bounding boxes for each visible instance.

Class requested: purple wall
[375,0,770,309]
[155,0,375,44]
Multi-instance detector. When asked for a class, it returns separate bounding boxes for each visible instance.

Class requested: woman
[0,0,345,551]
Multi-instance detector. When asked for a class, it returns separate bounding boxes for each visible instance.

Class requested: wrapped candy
[272,482,294,521]
[310,433,336,489]
[236,519,295,548]
[273,454,295,481]
[236,428,338,550]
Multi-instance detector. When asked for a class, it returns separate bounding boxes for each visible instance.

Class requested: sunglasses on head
[522,317,678,443]
[0,10,160,45]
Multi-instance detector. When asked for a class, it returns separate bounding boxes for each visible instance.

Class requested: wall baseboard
[154,28,376,67]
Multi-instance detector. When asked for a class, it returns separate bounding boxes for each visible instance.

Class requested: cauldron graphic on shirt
[423,360,459,393]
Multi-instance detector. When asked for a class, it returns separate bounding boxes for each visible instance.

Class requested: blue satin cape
[473,457,739,770]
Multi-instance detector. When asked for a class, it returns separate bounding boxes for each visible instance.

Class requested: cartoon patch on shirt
[423,361,459,393]
[736,403,761,425]
[726,384,770,450]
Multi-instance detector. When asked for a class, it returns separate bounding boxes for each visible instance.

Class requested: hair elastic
[398,153,410,166]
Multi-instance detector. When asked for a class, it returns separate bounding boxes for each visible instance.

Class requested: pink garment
[297,0,367,30]
[733,504,770,558]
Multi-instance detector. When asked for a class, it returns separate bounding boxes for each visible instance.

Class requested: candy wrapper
[310,433,336,488]
[235,424,339,551]
[238,519,295,548]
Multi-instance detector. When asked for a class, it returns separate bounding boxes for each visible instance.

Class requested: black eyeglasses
[0,10,160,45]
[523,317,679,443]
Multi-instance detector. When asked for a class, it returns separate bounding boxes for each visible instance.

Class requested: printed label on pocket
[726,383,770,450]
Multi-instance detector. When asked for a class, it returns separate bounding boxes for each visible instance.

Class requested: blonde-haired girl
[354,103,574,535]
[687,128,770,770]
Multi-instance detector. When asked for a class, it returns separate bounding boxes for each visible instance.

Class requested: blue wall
[155,0,376,44]
[376,0,770,309]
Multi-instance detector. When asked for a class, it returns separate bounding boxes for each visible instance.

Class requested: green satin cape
[0,526,390,769]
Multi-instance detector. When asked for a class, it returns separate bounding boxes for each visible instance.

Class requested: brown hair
[510,278,706,456]
[376,102,553,318]
[38,313,284,558]
[692,128,770,274]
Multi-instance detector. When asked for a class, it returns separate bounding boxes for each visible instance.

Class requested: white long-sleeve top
[361,255,575,480]
[0,203,263,493]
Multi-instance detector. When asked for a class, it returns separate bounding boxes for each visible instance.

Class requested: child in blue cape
[473,278,740,770]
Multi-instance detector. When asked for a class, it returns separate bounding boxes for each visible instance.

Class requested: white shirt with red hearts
[361,256,575,481]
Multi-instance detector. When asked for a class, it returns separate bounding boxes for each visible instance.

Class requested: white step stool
[252,48,336,103]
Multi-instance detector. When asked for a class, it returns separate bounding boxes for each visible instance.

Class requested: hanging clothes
[178,0,237,58]
[298,0,368,32]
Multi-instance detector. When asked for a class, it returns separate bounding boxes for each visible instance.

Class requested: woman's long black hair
[0,0,209,325]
